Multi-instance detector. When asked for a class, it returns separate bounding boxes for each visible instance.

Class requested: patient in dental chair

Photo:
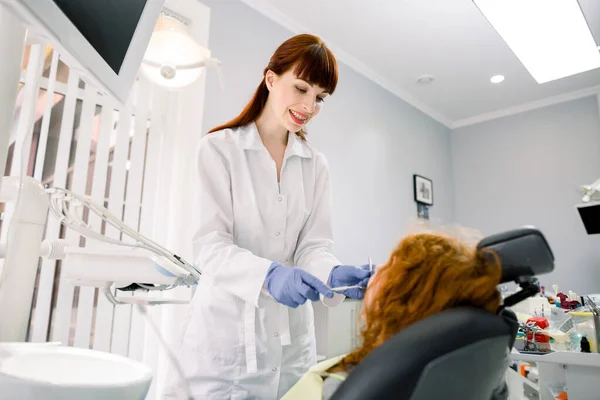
[282,231,508,400]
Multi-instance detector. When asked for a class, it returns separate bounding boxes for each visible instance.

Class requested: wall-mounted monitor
[576,202,600,235]
[1,0,165,106]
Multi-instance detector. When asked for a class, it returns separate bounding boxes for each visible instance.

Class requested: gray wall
[452,96,600,293]
[199,0,454,264]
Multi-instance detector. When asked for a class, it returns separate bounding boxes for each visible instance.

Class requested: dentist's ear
[265,70,277,91]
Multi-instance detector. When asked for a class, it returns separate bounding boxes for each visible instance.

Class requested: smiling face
[265,67,329,133]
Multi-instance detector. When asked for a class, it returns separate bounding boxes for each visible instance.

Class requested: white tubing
[39,239,69,260]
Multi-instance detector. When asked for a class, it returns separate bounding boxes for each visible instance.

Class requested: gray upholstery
[329,307,514,400]
[409,337,509,400]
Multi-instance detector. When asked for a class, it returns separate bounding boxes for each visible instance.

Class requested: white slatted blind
[73,100,111,350]
[90,104,117,353]
[30,60,81,343]
[140,86,169,400]
[105,92,135,357]
[125,77,152,363]
[51,83,96,346]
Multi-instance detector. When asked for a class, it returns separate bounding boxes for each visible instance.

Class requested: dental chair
[330,227,554,400]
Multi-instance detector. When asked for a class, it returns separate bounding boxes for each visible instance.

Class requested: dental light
[473,0,600,84]
[141,11,222,89]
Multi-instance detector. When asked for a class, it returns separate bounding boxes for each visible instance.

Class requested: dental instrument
[329,285,366,293]
[328,257,374,293]
[327,257,374,294]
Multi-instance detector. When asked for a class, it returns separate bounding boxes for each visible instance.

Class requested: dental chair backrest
[330,227,554,400]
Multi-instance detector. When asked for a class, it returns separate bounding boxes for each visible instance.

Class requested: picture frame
[414,174,434,206]
[417,203,430,220]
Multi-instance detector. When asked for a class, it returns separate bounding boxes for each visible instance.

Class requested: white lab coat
[163,123,342,399]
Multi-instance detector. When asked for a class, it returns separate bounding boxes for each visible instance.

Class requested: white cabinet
[314,299,363,359]
[508,349,600,400]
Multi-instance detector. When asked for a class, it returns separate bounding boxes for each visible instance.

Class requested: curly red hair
[331,232,502,373]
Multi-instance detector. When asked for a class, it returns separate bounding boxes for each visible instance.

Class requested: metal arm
[46,187,201,280]
[583,295,600,354]
[44,187,201,306]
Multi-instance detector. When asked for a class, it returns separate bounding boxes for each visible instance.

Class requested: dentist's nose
[303,101,315,114]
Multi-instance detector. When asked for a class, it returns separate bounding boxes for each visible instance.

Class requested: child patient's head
[337,231,502,372]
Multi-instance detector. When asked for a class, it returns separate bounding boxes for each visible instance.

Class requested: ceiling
[239,0,600,128]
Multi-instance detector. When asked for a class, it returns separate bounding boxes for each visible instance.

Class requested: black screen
[577,203,600,235]
[52,0,148,74]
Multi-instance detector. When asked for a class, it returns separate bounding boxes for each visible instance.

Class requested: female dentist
[164,34,372,399]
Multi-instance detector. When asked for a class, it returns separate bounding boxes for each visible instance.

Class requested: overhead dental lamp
[141,11,221,89]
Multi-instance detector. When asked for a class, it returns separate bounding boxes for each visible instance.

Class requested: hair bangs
[293,44,338,95]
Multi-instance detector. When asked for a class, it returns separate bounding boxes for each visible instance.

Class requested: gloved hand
[328,265,373,299]
[359,263,377,274]
[265,262,334,308]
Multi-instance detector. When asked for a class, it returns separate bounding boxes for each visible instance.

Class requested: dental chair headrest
[477,226,554,284]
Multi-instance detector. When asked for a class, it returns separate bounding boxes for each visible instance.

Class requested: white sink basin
[0,343,152,399]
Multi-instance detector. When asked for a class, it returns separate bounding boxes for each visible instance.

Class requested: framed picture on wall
[417,203,430,220]
[414,174,434,206]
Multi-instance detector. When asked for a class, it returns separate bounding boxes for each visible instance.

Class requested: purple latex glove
[265,262,334,308]
[328,264,373,299]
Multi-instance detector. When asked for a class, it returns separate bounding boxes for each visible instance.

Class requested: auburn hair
[208,34,338,140]
[331,232,502,373]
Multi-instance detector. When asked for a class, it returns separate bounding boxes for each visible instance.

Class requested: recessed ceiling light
[490,75,505,83]
[474,0,600,84]
[416,75,435,84]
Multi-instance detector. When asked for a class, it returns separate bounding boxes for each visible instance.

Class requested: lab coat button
[274,332,279,337]
[278,196,282,201]
[276,232,281,236]
[272,367,278,372]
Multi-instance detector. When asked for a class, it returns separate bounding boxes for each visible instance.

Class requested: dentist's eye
[295,86,307,94]
[316,97,326,103]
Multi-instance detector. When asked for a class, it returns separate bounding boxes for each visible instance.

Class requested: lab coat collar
[239,123,312,159]
[287,128,313,159]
